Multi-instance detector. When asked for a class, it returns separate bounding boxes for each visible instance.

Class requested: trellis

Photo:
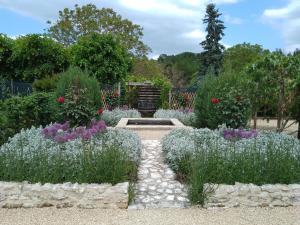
[100,83,120,110]
[169,91,197,110]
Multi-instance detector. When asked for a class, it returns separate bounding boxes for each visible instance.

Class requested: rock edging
[205,182,300,208]
[0,181,128,209]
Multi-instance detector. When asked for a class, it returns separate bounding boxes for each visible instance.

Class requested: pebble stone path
[129,140,189,209]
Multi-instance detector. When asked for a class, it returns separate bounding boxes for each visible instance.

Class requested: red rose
[97,108,103,115]
[57,96,65,103]
[211,97,220,105]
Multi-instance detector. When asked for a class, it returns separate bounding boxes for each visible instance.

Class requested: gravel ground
[0,207,299,225]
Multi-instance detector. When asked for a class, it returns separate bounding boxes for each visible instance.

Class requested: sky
[0,0,299,58]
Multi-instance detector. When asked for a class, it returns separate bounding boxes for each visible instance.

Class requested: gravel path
[129,140,189,209]
[0,207,299,225]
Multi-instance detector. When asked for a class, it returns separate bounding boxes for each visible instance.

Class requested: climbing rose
[97,108,104,115]
[57,96,65,103]
[211,97,220,104]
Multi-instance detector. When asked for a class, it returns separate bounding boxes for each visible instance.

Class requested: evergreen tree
[199,4,225,78]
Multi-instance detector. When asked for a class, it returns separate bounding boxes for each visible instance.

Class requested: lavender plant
[162,128,300,205]
[0,126,141,184]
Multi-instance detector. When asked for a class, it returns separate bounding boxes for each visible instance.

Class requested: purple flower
[81,130,92,141]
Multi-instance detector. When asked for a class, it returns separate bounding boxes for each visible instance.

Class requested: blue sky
[0,0,299,58]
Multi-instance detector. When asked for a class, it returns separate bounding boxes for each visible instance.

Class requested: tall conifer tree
[199,4,225,77]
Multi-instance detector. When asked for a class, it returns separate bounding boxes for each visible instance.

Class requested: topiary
[195,73,252,129]
[55,67,102,126]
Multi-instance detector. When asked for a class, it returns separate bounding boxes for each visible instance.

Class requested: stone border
[0,181,129,209]
[204,182,300,208]
[116,118,185,140]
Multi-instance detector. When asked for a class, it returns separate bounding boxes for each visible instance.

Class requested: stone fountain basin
[116,118,185,140]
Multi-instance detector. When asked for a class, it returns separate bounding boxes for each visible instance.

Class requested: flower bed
[101,108,141,126]
[162,128,300,205]
[153,109,196,126]
[0,125,141,184]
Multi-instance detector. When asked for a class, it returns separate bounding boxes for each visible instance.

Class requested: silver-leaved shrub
[154,109,196,126]
[101,108,141,126]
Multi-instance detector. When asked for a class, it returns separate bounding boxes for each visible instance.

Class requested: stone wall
[205,182,300,208]
[0,181,129,209]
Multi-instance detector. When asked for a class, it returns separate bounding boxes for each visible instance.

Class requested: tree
[11,34,69,82]
[200,3,225,77]
[158,52,201,87]
[247,51,300,132]
[222,43,269,74]
[130,58,164,78]
[71,33,131,85]
[47,4,150,57]
[0,34,14,79]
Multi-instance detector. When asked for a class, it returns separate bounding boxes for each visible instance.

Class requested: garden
[0,3,300,209]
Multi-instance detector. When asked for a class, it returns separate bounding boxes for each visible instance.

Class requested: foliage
[152,76,172,109]
[32,75,59,91]
[200,4,225,77]
[158,52,200,87]
[222,43,269,74]
[0,92,57,146]
[195,73,252,129]
[47,4,150,57]
[130,58,164,78]
[162,128,300,204]
[0,127,141,184]
[101,108,141,126]
[246,51,300,131]
[10,34,69,82]
[0,34,14,79]
[154,109,196,126]
[55,67,102,127]
[71,33,131,85]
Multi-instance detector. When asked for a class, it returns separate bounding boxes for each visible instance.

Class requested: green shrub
[32,75,59,91]
[55,67,102,126]
[0,34,14,79]
[162,128,300,205]
[71,33,131,85]
[195,74,252,129]
[11,34,69,82]
[0,92,57,145]
[0,127,141,184]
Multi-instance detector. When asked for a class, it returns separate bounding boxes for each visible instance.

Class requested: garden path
[129,140,189,209]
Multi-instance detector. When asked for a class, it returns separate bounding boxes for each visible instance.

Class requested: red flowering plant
[57,96,65,103]
[211,87,251,128]
[195,74,252,129]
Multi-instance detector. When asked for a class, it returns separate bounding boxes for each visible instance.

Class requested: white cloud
[0,0,239,56]
[263,0,300,52]
[183,29,206,40]
[224,14,243,25]
[119,0,196,17]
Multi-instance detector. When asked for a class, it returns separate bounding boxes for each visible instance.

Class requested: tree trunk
[277,74,285,132]
[253,112,257,129]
